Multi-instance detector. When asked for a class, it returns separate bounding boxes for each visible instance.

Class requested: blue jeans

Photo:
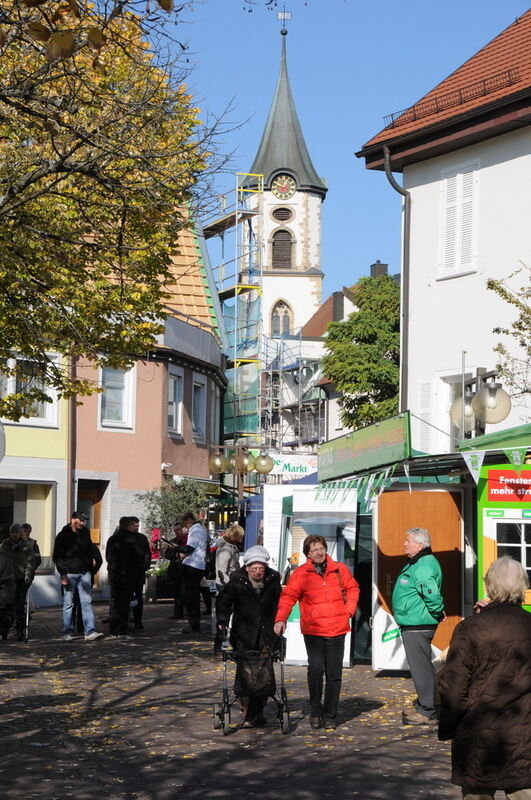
[63,572,96,635]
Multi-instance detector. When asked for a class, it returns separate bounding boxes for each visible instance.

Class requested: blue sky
[182,0,529,299]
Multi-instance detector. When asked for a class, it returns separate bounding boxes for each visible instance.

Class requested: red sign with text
[488,469,531,503]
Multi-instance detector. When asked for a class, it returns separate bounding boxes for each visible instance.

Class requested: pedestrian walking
[213,523,245,651]
[21,524,42,569]
[52,511,104,642]
[0,552,15,631]
[0,523,36,640]
[274,534,359,730]
[128,516,151,630]
[438,556,531,800]
[391,526,445,726]
[181,512,208,634]
[106,517,147,637]
[215,523,245,588]
[216,545,281,727]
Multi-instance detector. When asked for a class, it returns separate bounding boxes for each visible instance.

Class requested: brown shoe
[402,709,437,726]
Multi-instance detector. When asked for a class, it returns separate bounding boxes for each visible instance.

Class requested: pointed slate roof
[247,31,327,196]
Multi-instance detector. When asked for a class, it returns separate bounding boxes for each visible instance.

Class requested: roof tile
[364,10,531,149]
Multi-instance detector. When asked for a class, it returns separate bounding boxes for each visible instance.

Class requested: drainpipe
[66,356,78,515]
[383,145,410,414]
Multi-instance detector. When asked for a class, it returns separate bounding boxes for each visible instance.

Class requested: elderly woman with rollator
[274,534,359,730]
[216,545,281,728]
[438,556,531,800]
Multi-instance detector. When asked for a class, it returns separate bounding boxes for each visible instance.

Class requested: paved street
[0,601,467,800]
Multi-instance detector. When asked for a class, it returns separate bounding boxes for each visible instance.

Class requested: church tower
[245,29,327,338]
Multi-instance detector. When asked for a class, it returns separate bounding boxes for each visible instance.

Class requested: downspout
[67,356,78,515]
[383,145,410,414]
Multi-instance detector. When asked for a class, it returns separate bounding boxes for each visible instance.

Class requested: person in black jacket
[106,517,149,637]
[128,517,152,630]
[438,556,531,800]
[0,553,16,638]
[52,511,103,642]
[216,545,281,727]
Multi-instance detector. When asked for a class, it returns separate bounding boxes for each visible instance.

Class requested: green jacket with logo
[391,548,444,628]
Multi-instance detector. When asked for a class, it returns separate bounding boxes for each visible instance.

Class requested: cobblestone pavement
[0,602,474,800]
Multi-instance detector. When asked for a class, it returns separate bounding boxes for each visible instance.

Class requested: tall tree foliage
[322,275,400,429]
[487,264,531,400]
[0,2,214,420]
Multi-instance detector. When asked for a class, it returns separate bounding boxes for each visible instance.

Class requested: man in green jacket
[391,527,445,726]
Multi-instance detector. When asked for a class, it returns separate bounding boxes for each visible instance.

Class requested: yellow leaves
[156,0,174,10]
[27,22,51,43]
[46,31,75,61]
[22,0,47,7]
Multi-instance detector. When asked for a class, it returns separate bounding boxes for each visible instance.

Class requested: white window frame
[191,372,207,442]
[210,384,220,445]
[0,355,59,428]
[98,365,136,432]
[167,366,184,437]
[438,160,479,280]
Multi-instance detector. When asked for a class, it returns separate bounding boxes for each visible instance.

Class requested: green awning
[458,423,531,452]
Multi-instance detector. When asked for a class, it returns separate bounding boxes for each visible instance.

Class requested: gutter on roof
[383,145,410,415]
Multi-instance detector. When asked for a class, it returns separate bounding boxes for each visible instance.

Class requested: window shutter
[459,168,474,268]
[272,229,292,269]
[443,175,457,273]
[439,163,477,278]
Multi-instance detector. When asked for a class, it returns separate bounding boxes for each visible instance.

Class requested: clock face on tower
[271,174,296,199]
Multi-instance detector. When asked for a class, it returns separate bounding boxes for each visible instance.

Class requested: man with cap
[216,545,281,727]
[53,511,104,641]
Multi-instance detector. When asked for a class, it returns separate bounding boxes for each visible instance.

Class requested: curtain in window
[101,367,126,423]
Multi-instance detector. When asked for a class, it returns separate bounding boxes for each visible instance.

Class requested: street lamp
[209,445,274,502]
[471,381,512,424]
[449,371,511,438]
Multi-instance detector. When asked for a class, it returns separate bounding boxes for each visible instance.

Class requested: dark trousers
[303,634,345,721]
[182,566,205,631]
[110,583,133,635]
[401,627,436,718]
[14,580,29,634]
[132,583,144,626]
[171,577,186,617]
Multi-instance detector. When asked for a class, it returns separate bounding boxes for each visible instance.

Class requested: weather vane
[277,6,291,35]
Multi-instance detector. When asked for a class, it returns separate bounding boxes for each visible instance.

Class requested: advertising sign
[318,413,411,481]
[487,469,531,502]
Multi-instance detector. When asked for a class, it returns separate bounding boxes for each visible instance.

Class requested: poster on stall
[262,484,293,571]
[281,484,358,666]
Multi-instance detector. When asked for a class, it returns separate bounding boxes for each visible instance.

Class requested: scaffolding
[261,332,326,453]
[203,173,264,444]
[204,172,326,456]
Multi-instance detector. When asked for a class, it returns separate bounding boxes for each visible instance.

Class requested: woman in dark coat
[438,556,531,800]
[216,545,281,727]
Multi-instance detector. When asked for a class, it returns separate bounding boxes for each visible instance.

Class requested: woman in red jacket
[274,534,359,731]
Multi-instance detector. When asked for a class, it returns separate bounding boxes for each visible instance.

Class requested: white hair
[485,556,529,604]
[406,527,431,548]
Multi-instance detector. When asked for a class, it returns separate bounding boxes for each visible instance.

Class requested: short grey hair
[406,527,431,548]
[9,523,22,535]
[485,556,529,604]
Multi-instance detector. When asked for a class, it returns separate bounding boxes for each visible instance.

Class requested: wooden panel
[377,489,462,651]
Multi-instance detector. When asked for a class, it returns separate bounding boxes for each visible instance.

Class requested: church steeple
[248,30,327,197]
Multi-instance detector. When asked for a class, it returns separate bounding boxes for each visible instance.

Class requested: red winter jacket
[275,556,360,638]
